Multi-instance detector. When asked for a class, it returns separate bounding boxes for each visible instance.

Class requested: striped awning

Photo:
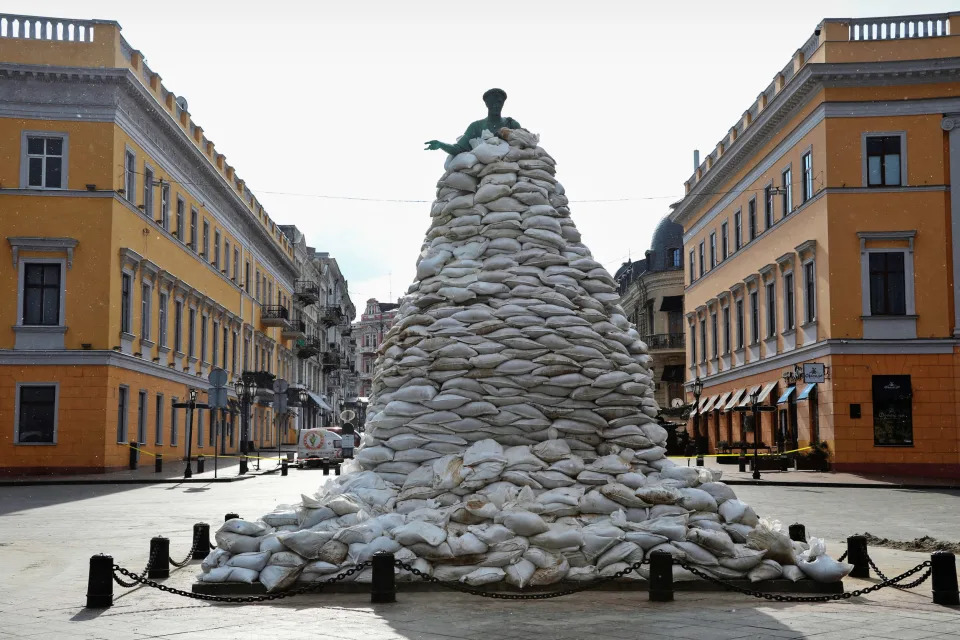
[714,391,732,411]
[700,395,719,413]
[756,381,779,404]
[797,383,817,401]
[738,384,762,407]
[777,386,796,405]
[723,389,745,411]
[690,395,712,416]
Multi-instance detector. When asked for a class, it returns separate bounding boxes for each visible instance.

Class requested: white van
[296,428,343,473]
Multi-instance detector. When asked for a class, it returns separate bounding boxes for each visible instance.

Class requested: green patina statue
[424,88,521,155]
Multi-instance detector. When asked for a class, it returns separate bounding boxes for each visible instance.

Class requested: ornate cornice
[8,236,77,269]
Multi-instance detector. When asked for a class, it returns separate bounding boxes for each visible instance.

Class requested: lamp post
[184,388,198,479]
[735,387,775,480]
[234,379,258,475]
[692,376,704,466]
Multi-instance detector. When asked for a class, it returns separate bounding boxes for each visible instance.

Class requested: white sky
[17,0,960,317]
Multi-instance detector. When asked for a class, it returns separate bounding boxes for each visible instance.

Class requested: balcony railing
[295,335,322,359]
[294,280,320,305]
[281,318,307,340]
[644,333,686,350]
[850,14,950,41]
[0,14,102,42]
[319,305,344,327]
[260,305,291,328]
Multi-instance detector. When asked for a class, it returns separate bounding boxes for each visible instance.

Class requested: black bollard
[86,554,114,608]
[225,512,240,522]
[196,455,205,474]
[846,535,870,579]
[322,462,329,476]
[738,455,746,473]
[649,550,674,602]
[788,523,807,543]
[371,551,397,603]
[695,455,704,467]
[148,536,170,579]
[239,454,248,475]
[192,522,211,559]
[129,440,138,470]
[155,453,163,473]
[931,551,959,606]
[281,459,288,476]
[286,452,294,462]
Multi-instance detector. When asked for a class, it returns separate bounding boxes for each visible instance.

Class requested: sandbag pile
[197,129,851,590]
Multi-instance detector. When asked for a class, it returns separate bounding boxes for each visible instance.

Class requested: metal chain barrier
[113,549,157,588]
[110,561,369,603]
[867,554,888,582]
[838,550,848,563]
[678,559,932,603]
[168,539,198,568]
[865,552,934,591]
[395,559,648,599]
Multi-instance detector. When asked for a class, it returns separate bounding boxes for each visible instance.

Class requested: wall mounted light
[85,184,97,191]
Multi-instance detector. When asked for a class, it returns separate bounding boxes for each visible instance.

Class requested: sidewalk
[672,456,960,489]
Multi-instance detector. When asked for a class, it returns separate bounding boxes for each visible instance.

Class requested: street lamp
[750,388,762,480]
[692,376,704,466]
[234,379,258,475]
[183,388,198,479]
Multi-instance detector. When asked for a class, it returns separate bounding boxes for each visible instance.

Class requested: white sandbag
[303,560,339,575]
[226,551,271,572]
[686,528,736,557]
[698,482,737,504]
[672,541,719,566]
[461,567,506,586]
[448,532,489,556]
[315,540,349,565]
[718,499,759,526]
[392,522,448,546]
[796,555,853,583]
[352,536,402,563]
[262,506,300,527]
[566,566,599,582]
[470,524,515,545]
[279,530,335,559]
[579,491,623,514]
[298,506,337,529]
[678,488,719,513]
[617,472,647,490]
[198,566,259,583]
[597,541,641,571]
[325,495,364,516]
[260,565,301,592]
[214,531,262,554]
[529,526,584,550]
[635,486,679,505]
[747,520,796,565]
[501,510,550,536]
[220,519,270,537]
[201,548,231,572]
[356,447,394,466]
[532,439,571,462]
[504,558,537,588]
[748,559,783,582]
[529,554,570,586]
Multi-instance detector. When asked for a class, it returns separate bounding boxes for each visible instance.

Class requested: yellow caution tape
[667,446,811,460]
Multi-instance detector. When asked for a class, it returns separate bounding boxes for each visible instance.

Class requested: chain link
[113,549,157,588]
[867,555,889,582]
[678,559,932,603]
[394,559,648,599]
[111,560,369,603]
[169,539,199,568]
[838,550,848,563]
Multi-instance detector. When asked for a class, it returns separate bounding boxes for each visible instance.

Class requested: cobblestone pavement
[1,471,958,639]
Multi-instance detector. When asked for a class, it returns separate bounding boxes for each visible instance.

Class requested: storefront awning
[777,386,796,405]
[723,389,745,411]
[690,395,711,416]
[797,383,817,401]
[756,381,779,404]
[659,295,684,312]
[660,364,684,383]
[714,391,731,411]
[307,391,333,412]
[700,395,719,413]
[738,385,762,407]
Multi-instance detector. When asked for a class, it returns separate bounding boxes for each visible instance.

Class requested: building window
[160,182,170,229]
[268,281,274,306]
[782,167,793,215]
[143,166,154,216]
[137,390,148,445]
[698,243,704,278]
[672,248,681,268]
[748,198,757,241]
[690,325,697,365]
[158,292,168,347]
[699,319,706,364]
[155,394,164,445]
[176,197,185,241]
[212,321,219,365]
[784,272,795,331]
[202,220,210,258]
[141,283,152,340]
[174,300,183,352]
[121,273,132,334]
[689,250,696,282]
[223,327,229,369]
[170,396,179,446]
[720,222,728,260]
[710,313,718,358]
[188,308,196,358]
[16,384,57,444]
[224,240,230,275]
[765,281,776,338]
[201,315,208,363]
[735,299,744,349]
[722,305,730,354]
[197,408,204,448]
[24,134,67,189]
[214,230,221,269]
[232,331,238,374]
[124,150,136,202]
[734,210,742,251]
[256,270,262,301]
[245,261,251,292]
[117,385,129,443]
[190,208,198,251]
[709,233,716,269]
[801,152,813,202]
[873,375,913,446]
[243,336,250,370]
[750,291,759,344]
[869,252,906,315]
[866,135,903,187]
[803,261,816,323]
[22,263,61,326]
[764,185,774,229]
[233,248,240,281]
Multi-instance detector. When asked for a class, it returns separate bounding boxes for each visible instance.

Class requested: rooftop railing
[850,14,950,40]
[0,14,104,42]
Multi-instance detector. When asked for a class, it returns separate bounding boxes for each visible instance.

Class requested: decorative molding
[858,230,916,252]
[119,247,143,271]
[795,239,817,259]
[775,252,795,271]
[758,263,777,281]
[8,237,77,269]
[744,274,760,290]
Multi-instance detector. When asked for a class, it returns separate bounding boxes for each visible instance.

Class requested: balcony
[321,349,341,370]
[294,280,320,305]
[644,333,685,351]
[295,335,322,359]
[260,305,292,328]
[319,305,344,327]
[359,344,377,355]
[281,318,307,341]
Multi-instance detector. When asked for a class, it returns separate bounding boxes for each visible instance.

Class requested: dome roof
[650,215,683,257]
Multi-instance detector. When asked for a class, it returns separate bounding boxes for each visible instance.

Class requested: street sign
[208,367,228,388]
[273,379,289,394]
[208,387,229,409]
[803,363,825,383]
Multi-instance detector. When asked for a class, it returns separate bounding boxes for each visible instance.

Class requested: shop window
[873,375,912,446]
[16,384,58,444]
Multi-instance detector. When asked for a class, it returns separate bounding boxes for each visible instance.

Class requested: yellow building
[672,13,960,478]
[0,14,306,473]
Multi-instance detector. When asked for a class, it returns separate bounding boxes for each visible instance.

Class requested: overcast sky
[18,0,959,317]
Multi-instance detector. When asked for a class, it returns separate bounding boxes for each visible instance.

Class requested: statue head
[482,88,507,111]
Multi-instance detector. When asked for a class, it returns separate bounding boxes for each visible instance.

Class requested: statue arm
[425,122,481,155]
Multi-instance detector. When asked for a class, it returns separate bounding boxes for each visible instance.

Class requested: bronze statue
[424,88,521,155]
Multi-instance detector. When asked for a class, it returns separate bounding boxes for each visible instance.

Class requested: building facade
[0,14,335,472]
[353,298,400,398]
[673,13,960,478]
[315,254,357,421]
[615,216,686,411]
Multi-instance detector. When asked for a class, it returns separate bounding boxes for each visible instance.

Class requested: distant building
[353,299,400,398]
[615,216,686,411]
